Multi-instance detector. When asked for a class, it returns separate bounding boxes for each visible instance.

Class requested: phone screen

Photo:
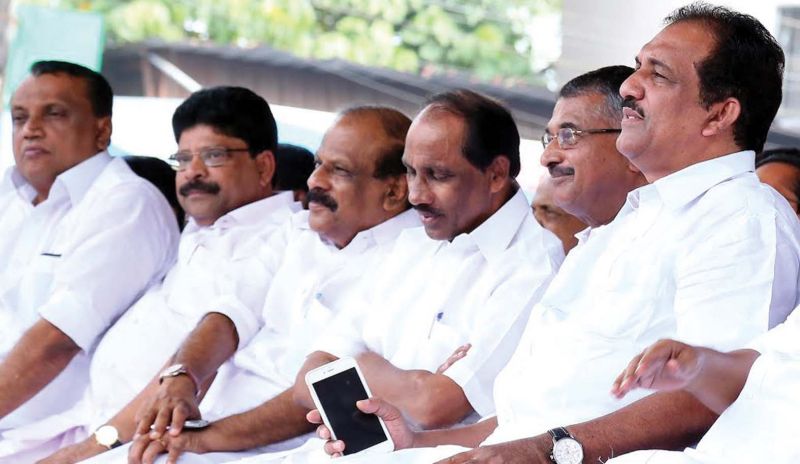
[312,367,388,455]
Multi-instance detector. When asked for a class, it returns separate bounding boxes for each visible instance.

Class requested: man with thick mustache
[0,85,297,462]
[0,61,179,432]
[288,88,563,450]
[102,105,420,464]
[312,11,800,456]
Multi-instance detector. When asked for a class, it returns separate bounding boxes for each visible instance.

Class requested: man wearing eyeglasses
[310,6,800,454]
[38,104,419,464]
[0,85,301,462]
[0,61,179,435]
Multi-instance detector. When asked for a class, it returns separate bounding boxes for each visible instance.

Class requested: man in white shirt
[0,85,295,462]
[312,10,800,459]
[109,106,419,464]
[289,88,564,448]
[608,311,800,464]
[0,61,179,431]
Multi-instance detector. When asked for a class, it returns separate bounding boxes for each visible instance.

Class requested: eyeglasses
[168,147,250,171]
[541,127,621,149]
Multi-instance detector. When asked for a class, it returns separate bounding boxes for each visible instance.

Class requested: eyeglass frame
[541,127,621,149]
[168,147,251,171]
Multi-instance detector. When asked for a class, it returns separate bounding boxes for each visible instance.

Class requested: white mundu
[0,191,297,462]
[316,188,564,420]
[0,152,179,431]
[607,312,800,464]
[313,151,800,464]
[84,209,422,464]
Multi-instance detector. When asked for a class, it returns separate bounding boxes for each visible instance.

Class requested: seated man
[312,9,800,457]
[286,88,566,443]
[0,61,179,430]
[756,147,800,216]
[0,85,295,462]
[104,106,419,464]
[609,310,800,463]
[531,175,587,253]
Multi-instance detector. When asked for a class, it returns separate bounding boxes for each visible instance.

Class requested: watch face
[552,437,584,464]
[95,425,119,446]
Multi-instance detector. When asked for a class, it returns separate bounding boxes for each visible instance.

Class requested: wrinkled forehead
[549,93,617,131]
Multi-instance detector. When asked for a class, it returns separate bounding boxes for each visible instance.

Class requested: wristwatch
[94,424,122,449]
[159,363,201,396]
[548,427,584,464]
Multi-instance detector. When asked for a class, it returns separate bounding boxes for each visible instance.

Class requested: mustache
[547,163,575,177]
[179,179,221,197]
[413,204,444,216]
[307,188,338,212]
[622,97,645,118]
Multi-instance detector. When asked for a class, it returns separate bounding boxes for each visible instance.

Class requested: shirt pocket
[418,321,467,372]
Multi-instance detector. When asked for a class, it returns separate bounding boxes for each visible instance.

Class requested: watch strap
[548,426,572,441]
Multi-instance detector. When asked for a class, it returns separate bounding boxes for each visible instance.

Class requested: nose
[183,153,209,179]
[21,114,43,139]
[307,165,329,191]
[540,138,565,168]
[407,175,433,207]
[619,71,642,101]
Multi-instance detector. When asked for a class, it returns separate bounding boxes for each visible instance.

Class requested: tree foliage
[18,0,560,83]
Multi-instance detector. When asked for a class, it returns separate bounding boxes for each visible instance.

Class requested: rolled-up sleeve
[39,183,178,351]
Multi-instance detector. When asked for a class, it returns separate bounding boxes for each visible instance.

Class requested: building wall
[557,0,789,85]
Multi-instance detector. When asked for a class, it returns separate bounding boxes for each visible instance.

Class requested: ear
[254,150,276,189]
[701,97,740,137]
[487,155,511,194]
[381,174,409,212]
[95,116,112,151]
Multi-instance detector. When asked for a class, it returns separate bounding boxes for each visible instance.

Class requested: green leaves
[17,0,561,83]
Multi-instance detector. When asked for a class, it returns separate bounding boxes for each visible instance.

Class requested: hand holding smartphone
[305,357,394,456]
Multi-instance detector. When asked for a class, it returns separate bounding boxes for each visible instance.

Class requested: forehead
[548,93,614,130]
[317,117,386,168]
[403,110,467,166]
[638,21,715,72]
[177,124,247,148]
[11,73,90,109]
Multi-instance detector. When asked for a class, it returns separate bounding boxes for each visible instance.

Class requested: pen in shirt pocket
[40,252,62,257]
[427,311,444,339]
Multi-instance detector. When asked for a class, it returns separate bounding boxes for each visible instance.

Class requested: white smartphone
[305,357,394,456]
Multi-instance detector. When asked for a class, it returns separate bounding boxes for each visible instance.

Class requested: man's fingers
[306,409,322,425]
[166,440,184,464]
[356,398,401,421]
[316,423,332,440]
[135,408,158,437]
[142,439,167,464]
[169,404,190,436]
[323,439,345,456]
[150,407,172,439]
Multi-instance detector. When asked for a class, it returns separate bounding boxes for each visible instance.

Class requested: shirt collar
[651,150,755,211]
[184,190,295,233]
[0,167,37,203]
[463,187,529,261]
[354,208,421,246]
[51,151,112,204]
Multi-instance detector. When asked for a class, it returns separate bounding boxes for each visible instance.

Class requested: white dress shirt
[0,192,297,461]
[0,152,179,430]
[484,150,800,446]
[199,208,422,421]
[315,189,564,419]
[606,312,800,464]
[76,210,423,464]
[314,151,800,464]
